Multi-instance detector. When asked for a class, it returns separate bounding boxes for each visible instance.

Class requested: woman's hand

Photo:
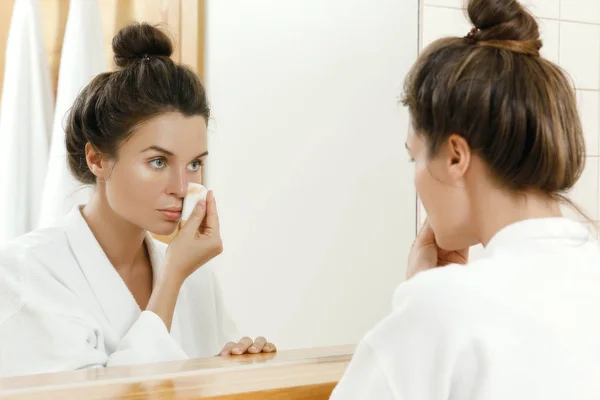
[407,219,468,280]
[163,190,223,284]
[146,191,223,330]
[219,337,277,356]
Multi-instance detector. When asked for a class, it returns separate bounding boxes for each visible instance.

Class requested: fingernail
[231,347,242,354]
[264,345,270,351]
[220,351,229,356]
[249,346,257,352]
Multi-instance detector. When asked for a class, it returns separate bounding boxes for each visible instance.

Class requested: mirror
[0,0,418,378]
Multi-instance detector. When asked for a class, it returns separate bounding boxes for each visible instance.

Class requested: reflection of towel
[38,0,107,229]
[0,0,54,242]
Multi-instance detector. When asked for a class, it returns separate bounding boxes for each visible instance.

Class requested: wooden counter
[0,345,354,399]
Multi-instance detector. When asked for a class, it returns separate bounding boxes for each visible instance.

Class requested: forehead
[121,112,208,155]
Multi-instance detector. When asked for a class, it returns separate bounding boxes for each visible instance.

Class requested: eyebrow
[142,145,174,156]
[141,145,209,159]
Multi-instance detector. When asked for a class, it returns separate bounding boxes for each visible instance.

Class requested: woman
[0,23,274,378]
[331,0,600,398]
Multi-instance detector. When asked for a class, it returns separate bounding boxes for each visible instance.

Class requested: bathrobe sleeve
[0,248,187,378]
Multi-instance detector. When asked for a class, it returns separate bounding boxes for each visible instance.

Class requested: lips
[158,208,182,221]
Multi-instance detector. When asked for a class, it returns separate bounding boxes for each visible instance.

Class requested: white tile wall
[565,157,599,220]
[559,22,600,89]
[561,0,600,24]
[578,90,600,156]
[522,0,561,19]
[422,6,472,48]
[424,0,465,9]
[418,0,600,249]
[538,18,560,64]
[425,0,562,17]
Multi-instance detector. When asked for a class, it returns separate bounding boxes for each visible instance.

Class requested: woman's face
[103,112,208,235]
[406,125,477,251]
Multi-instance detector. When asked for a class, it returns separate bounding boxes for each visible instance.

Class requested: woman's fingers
[219,341,236,356]
[438,248,469,266]
[248,337,267,354]
[263,342,277,353]
[230,337,253,355]
[203,190,220,237]
[415,219,436,247]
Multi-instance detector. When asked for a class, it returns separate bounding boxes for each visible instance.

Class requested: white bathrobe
[0,207,238,378]
[331,218,600,400]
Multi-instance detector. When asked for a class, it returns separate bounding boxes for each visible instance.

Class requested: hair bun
[112,22,173,68]
[467,0,541,54]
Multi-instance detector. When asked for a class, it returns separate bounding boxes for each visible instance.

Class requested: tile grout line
[422,3,600,26]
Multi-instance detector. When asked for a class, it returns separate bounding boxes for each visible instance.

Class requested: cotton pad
[181,182,209,222]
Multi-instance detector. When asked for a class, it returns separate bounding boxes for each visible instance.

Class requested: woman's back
[332,218,600,399]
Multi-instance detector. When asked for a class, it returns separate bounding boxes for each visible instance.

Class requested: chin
[148,221,179,237]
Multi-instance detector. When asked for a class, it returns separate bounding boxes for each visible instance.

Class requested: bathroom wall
[204,0,420,349]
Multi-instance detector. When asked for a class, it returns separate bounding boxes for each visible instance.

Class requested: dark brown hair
[402,0,585,195]
[65,23,210,184]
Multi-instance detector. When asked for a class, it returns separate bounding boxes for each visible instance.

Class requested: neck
[475,188,562,246]
[82,186,148,270]
[471,186,562,247]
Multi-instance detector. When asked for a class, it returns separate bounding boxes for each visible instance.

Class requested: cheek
[414,162,446,233]
[414,161,434,210]
[191,168,203,184]
[106,163,165,212]
[415,163,474,250]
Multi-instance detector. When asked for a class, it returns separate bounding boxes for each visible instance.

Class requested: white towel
[38,0,107,228]
[0,0,54,242]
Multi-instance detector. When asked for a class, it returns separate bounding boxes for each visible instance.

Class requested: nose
[166,167,187,198]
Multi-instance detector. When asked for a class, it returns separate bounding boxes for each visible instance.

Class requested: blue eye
[188,160,202,171]
[150,158,166,169]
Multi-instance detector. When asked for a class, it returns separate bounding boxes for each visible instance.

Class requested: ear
[85,142,112,182]
[445,134,471,181]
